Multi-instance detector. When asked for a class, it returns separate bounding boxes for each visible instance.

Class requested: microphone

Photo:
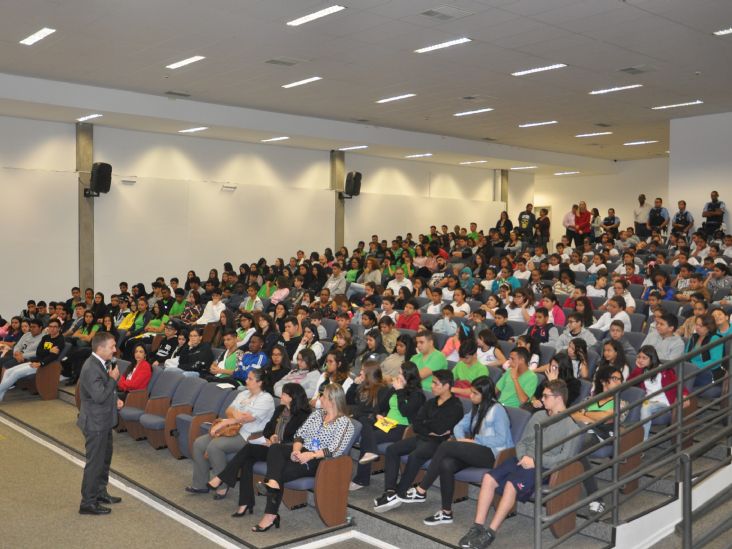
[108,358,117,372]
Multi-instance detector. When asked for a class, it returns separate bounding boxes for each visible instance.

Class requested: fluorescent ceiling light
[405,153,432,159]
[19,27,56,45]
[76,114,103,122]
[651,100,703,110]
[415,37,472,53]
[459,160,487,165]
[338,145,369,151]
[376,93,416,104]
[554,171,580,176]
[519,120,557,128]
[178,127,208,133]
[261,136,289,142]
[166,55,206,69]
[282,76,322,89]
[454,107,493,117]
[624,140,658,146]
[510,166,537,170]
[287,5,345,26]
[511,63,567,76]
[589,84,643,95]
[713,27,732,36]
[575,131,613,138]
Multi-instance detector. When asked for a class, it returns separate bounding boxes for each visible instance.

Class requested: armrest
[125,389,148,409]
[494,447,516,468]
[313,455,352,526]
[144,396,171,417]
[546,460,584,539]
[188,412,218,456]
[164,404,193,437]
[36,361,62,400]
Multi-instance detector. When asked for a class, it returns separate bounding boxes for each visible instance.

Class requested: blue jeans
[0,362,37,401]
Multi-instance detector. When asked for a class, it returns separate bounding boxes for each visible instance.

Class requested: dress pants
[191,434,246,489]
[264,443,321,515]
[384,436,440,495]
[218,443,270,508]
[80,429,113,507]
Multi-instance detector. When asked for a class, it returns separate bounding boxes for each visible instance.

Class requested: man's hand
[117,398,124,410]
[30,362,41,369]
[518,455,535,469]
[13,351,23,362]
[109,365,120,381]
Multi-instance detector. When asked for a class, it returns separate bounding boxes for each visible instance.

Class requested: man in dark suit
[77,332,123,515]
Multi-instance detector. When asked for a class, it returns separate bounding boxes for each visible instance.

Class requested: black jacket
[412,395,463,442]
[262,405,310,442]
[178,343,214,374]
[375,386,426,425]
[35,334,65,367]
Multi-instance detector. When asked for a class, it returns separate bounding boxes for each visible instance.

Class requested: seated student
[641,271,676,301]
[506,289,534,323]
[232,333,269,385]
[450,288,471,318]
[206,383,311,514]
[273,348,321,399]
[0,319,63,402]
[641,312,684,361]
[593,339,630,387]
[628,346,689,440]
[586,273,610,298]
[501,335,540,371]
[594,319,637,367]
[204,330,242,382]
[470,309,491,333]
[686,314,725,386]
[236,313,257,350]
[423,288,446,315]
[476,329,506,368]
[411,330,448,391]
[525,307,559,344]
[379,315,399,354]
[396,299,422,331]
[62,311,100,384]
[196,288,226,325]
[380,334,416,383]
[676,273,710,303]
[677,299,708,338]
[354,330,387,371]
[175,327,214,378]
[292,322,324,362]
[495,347,539,407]
[550,312,597,349]
[180,290,203,325]
[124,302,169,356]
[373,369,464,512]
[537,293,566,327]
[186,369,275,495]
[552,269,576,298]
[601,279,636,314]
[590,295,631,334]
[490,308,514,342]
[311,349,353,408]
[433,305,458,336]
[379,296,399,324]
[526,352,581,409]
[239,285,264,313]
[451,339,489,399]
[150,321,180,366]
[117,343,152,401]
[253,384,354,532]
[458,379,579,549]
[395,286,413,311]
[400,376,513,526]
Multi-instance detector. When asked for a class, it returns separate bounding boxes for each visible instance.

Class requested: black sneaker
[423,510,453,525]
[373,491,401,513]
[459,525,485,548]
[399,487,427,503]
[474,527,496,548]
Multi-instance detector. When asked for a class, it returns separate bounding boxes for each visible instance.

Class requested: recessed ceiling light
[575,131,613,138]
[554,171,580,176]
[518,120,557,128]
[511,63,567,76]
[510,166,537,170]
[282,76,322,89]
[624,140,658,146]
[166,56,206,70]
[76,114,103,122]
[651,100,704,110]
[405,153,432,159]
[261,136,290,142]
[453,107,493,117]
[338,145,369,151]
[459,160,487,165]
[713,27,732,36]
[19,27,56,45]
[376,93,416,104]
[589,84,643,95]
[415,37,472,53]
[287,5,346,26]
[178,127,208,133]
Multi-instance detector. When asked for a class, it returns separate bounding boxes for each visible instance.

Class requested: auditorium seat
[18,342,71,401]
[122,368,183,441]
[114,363,159,432]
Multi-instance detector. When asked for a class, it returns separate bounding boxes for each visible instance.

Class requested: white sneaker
[359,452,380,465]
[589,501,605,514]
[349,482,365,491]
[424,510,454,525]
[374,491,401,513]
[399,487,427,503]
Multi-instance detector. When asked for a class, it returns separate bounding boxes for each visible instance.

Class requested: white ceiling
[1,0,731,160]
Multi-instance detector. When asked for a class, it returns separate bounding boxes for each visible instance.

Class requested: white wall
[534,158,669,245]
[343,154,504,247]
[0,116,78,317]
[507,171,535,223]
[670,112,732,228]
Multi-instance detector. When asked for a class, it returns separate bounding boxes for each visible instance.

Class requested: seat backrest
[629,314,645,333]
[171,376,207,406]
[589,328,605,341]
[508,321,528,336]
[468,300,483,312]
[497,340,515,358]
[539,344,555,365]
[58,342,72,361]
[414,296,430,308]
[505,406,532,444]
[592,309,604,320]
[574,271,588,284]
[399,329,417,338]
[144,365,163,393]
[626,331,646,351]
[681,362,699,392]
[488,366,504,385]
[117,359,132,378]
[589,296,606,309]
[217,389,240,417]
[320,341,333,355]
[341,419,362,456]
[620,386,646,424]
[150,369,184,399]
[576,379,592,404]
[659,300,682,317]
[629,284,645,299]
[421,313,440,326]
[192,383,231,414]
[433,332,450,351]
[321,319,338,339]
[588,350,600,379]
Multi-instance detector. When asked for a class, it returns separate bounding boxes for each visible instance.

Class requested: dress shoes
[79,503,111,515]
[97,493,122,504]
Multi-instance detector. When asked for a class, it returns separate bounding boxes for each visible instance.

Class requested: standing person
[534,208,551,249]
[647,197,670,235]
[76,332,123,515]
[562,205,578,248]
[574,201,591,247]
[634,194,651,239]
[701,191,726,237]
[517,204,536,245]
[671,200,694,242]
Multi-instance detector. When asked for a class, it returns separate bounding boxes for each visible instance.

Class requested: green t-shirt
[496,369,538,408]
[411,350,448,391]
[216,351,239,378]
[386,393,409,426]
[346,269,360,283]
[169,300,186,317]
[148,315,169,329]
[452,361,488,384]
[257,284,275,298]
[134,314,146,331]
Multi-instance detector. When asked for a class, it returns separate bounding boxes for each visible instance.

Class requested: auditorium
[2,1,732,548]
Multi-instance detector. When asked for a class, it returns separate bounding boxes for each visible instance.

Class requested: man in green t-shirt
[452,339,488,398]
[168,288,187,318]
[496,347,538,408]
[411,331,448,391]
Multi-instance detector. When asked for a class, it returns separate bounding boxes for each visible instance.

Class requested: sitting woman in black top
[206,383,311,516]
[526,351,582,412]
[253,383,354,532]
[177,327,214,378]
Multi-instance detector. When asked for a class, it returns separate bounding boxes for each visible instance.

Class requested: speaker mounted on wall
[339,171,362,199]
[84,162,112,197]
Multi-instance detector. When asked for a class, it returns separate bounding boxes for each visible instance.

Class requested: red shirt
[575,210,591,235]
[396,311,421,331]
[628,367,688,405]
[117,360,152,392]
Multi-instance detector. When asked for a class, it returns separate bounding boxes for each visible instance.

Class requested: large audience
[1,190,731,547]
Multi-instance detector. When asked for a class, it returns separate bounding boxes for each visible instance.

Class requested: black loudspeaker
[90,162,112,194]
[345,171,362,196]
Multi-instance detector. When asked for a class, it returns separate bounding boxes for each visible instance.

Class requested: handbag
[210,418,241,438]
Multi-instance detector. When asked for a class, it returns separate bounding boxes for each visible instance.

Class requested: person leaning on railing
[686,313,725,387]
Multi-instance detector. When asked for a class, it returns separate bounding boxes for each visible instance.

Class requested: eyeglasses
[541,393,558,400]
[610,376,623,382]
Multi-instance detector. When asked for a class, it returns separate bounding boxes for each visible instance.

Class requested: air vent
[595,123,612,128]
[619,65,654,75]
[266,57,308,67]
[421,5,474,20]
[165,90,191,98]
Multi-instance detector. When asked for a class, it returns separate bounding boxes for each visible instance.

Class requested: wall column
[76,122,94,291]
[500,169,509,207]
[330,150,345,249]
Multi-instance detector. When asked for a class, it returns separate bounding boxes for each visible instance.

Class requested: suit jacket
[76,354,118,433]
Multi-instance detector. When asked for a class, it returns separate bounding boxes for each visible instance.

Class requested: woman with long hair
[256,314,281,357]
[273,348,322,399]
[528,352,581,410]
[63,310,99,384]
[333,328,357,369]
[574,296,595,327]
[686,314,725,386]
[117,343,152,400]
[266,344,291,386]
[380,334,416,382]
[567,338,590,380]
[312,349,353,408]
[596,339,629,381]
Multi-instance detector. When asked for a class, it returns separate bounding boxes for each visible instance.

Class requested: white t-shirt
[569,263,587,272]
[645,374,669,405]
[451,301,471,316]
